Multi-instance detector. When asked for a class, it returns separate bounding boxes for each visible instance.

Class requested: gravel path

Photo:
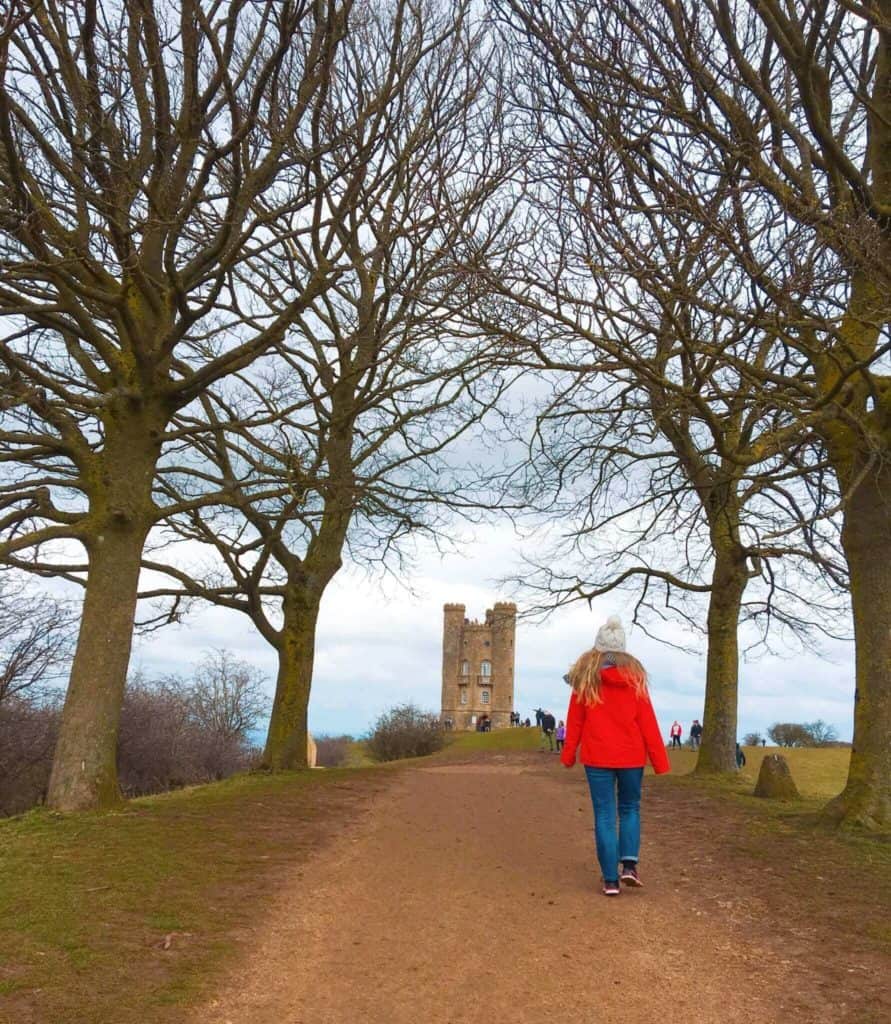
[192,751,883,1024]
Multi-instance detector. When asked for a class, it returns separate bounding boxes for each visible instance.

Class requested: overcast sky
[130,519,856,744]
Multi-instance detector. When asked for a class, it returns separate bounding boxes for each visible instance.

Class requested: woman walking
[560,615,670,896]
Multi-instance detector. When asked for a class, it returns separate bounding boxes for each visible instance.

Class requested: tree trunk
[46,520,149,810]
[695,542,748,775]
[262,587,322,770]
[823,465,891,830]
[46,408,161,812]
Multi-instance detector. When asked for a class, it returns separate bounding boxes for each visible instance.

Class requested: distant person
[561,615,670,896]
[541,710,556,750]
[762,738,766,747]
[555,720,566,752]
[669,720,683,749]
[735,743,746,769]
[689,719,703,750]
[524,717,531,728]
[535,707,544,728]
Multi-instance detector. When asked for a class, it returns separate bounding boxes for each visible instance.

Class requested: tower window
[460,660,469,676]
[481,689,490,704]
[480,660,491,677]
[460,690,468,705]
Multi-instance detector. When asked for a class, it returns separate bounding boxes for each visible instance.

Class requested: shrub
[0,576,71,814]
[116,675,256,796]
[0,695,61,816]
[365,703,445,762]
[117,660,267,797]
[314,734,353,768]
[743,732,764,746]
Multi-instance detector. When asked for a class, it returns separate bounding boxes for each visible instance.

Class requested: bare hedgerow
[313,735,353,768]
[0,695,61,816]
[1,652,268,813]
[117,657,268,797]
[365,704,446,763]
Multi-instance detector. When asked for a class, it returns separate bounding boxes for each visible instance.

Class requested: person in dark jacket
[735,742,746,769]
[540,710,556,750]
[561,615,670,896]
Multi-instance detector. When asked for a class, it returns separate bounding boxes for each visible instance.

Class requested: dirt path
[193,753,889,1024]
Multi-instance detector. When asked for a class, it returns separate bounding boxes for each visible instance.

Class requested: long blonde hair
[568,648,648,706]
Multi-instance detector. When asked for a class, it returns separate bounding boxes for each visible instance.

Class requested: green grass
[736,745,850,799]
[665,744,851,799]
[342,725,543,762]
[443,727,543,752]
[0,768,379,1024]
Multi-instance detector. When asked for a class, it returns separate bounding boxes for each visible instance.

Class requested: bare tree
[768,722,814,748]
[805,720,840,747]
[0,1,350,809]
[482,2,847,775]
[137,0,516,769]
[188,649,267,745]
[0,574,74,705]
[495,1,891,827]
[0,574,69,815]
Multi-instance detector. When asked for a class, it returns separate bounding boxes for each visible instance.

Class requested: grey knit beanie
[594,615,626,653]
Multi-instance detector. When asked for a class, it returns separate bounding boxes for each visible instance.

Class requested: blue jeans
[584,766,643,882]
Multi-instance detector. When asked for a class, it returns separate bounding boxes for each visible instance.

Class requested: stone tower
[440,602,517,729]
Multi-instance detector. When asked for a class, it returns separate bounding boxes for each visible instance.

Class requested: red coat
[560,665,671,774]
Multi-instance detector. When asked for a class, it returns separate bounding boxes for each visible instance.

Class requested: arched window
[460,660,469,676]
[481,689,490,704]
[480,660,491,677]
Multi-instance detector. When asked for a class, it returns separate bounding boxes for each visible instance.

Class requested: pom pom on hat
[594,615,626,653]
